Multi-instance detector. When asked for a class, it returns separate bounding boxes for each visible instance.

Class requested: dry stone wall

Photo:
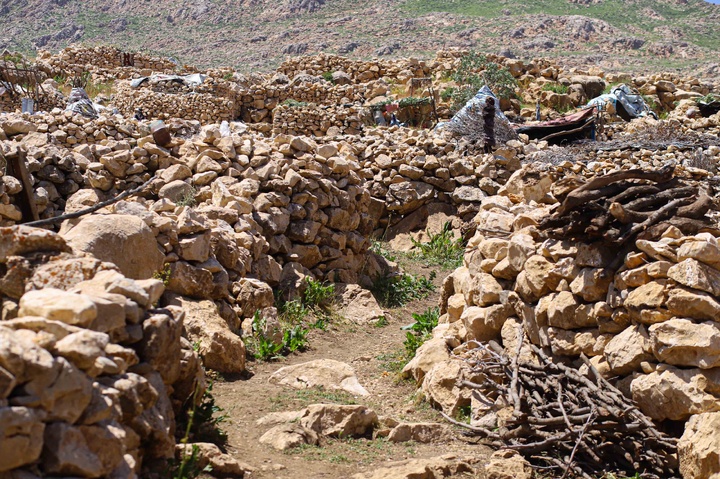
[271,104,366,136]
[0,226,203,478]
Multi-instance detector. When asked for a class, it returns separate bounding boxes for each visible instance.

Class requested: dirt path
[212,260,491,478]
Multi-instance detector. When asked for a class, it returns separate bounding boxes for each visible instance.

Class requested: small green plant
[397,96,431,108]
[321,71,335,83]
[176,189,197,207]
[282,324,308,353]
[402,307,439,357]
[697,93,718,104]
[455,405,472,424]
[410,222,465,268]
[370,272,436,309]
[153,263,172,285]
[222,72,234,80]
[303,278,335,309]
[369,239,397,262]
[282,99,309,108]
[541,82,569,94]
[278,299,307,325]
[374,315,388,328]
[440,86,455,102]
[250,311,284,360]
[171,383,227,478]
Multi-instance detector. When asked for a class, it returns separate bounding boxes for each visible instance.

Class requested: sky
[705,0,720,4]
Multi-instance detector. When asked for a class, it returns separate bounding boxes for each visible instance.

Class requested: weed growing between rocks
[172,383,228,478]
[541,82,569,94]
[410,221,465,268]
[402,307,440,358]
[370,272,436,308]
[369,239,398,262]
[250,278,337,360]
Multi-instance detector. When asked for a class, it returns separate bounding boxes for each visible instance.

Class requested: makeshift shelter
[437,86,518,146]
[65,88,98,119]
[585,84,657,121]
[515,107,597,144]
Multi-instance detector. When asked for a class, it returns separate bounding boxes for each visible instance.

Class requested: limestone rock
[18,288,97,327]
[259,423,319,451]
[668,259,720,297]
[299,404,378,438]
[61,214,164,279]
[650,318,720,369]
[667,287,720,321]
[402,336,450,384]
[351,455,474,479]
[631,366,720,421]
[485,449,534,479]
[0,407,45,472]
[387,422,448,443]
[269,359,368,396]
[170,296,245,374]
[603,324,653,375]
[678,412,720,479]
[336,284,384,324]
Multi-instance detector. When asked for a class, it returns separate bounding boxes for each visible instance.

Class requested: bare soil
[211,255,492,478]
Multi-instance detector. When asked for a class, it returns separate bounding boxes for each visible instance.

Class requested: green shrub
[176,188,197,207]
[402,307,439,358]
[451,51,517,102]
[282,324,308,353]
[282,99,309,108]
[411,222,465,268]
[321,71,335,83]
[152,263,172,285]
[440,87,455,101]
[541,83,569,94]
[250,312,284,360]
[398,96,431,108]
[370,272,436,309]
[303,278,335,309]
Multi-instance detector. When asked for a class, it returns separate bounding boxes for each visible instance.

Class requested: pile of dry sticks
[540,165,718,261]
[445,327,679,479]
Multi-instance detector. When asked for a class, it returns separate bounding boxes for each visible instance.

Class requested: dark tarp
[515,107,597,144]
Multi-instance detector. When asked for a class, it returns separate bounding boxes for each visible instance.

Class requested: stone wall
[113,82,239,123]
[271,104,367,136]
[0,226,203,478]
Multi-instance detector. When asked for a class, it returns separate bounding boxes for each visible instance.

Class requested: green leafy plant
[440,86,455,102]
[303,278,335,309]
[374,315,388,328]
[369,239,397,262]
[223,72,234,80]
[153,263,172,285]
[541,82,569,94]
[250,311,284,360]
[321,71,335,83]
[370,272,436,309]
[398,96,431,108]
[282,99,309,108]
[402,307,439,357]
[282,324,308,353]
[410,222,465,268]
[697,93,718,104]
[171,383,227,478]
[445,51,517,113]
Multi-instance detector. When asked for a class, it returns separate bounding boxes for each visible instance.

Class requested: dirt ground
[211,255,492,478]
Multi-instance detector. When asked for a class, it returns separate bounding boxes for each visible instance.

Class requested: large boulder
[269,359,368,396]
[61,214,164,279]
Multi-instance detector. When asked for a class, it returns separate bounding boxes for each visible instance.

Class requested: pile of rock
[0,226,204,478]
[402,164,720,478]
[36,46,182,80]
[271,103,366,136]
[113,81,240,124]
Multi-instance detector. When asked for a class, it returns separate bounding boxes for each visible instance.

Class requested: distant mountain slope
[0,0,718,73]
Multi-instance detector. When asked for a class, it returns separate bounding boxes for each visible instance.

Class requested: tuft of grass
[374,315,388,328]
[176,189,197,207]
[370,271,436,309]
[402,307,439,358]
[369,239,397,262]
[541,83,569,94]
[410,221,465,268]
[321,71,335,83]
[303,278,335,309]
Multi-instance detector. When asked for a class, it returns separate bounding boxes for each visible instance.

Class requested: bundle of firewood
[446,330,679,479]
[540,165,717,250]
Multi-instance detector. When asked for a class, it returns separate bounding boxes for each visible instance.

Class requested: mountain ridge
[0,0,718,74]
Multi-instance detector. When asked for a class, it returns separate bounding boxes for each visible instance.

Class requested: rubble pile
[0,226,205,478]
[403,163,720,478]
[112,79,241,124]
[36,46,183,81]
[271,103,366,136]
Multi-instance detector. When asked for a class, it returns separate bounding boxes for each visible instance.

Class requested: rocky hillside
[1,0,719,73]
